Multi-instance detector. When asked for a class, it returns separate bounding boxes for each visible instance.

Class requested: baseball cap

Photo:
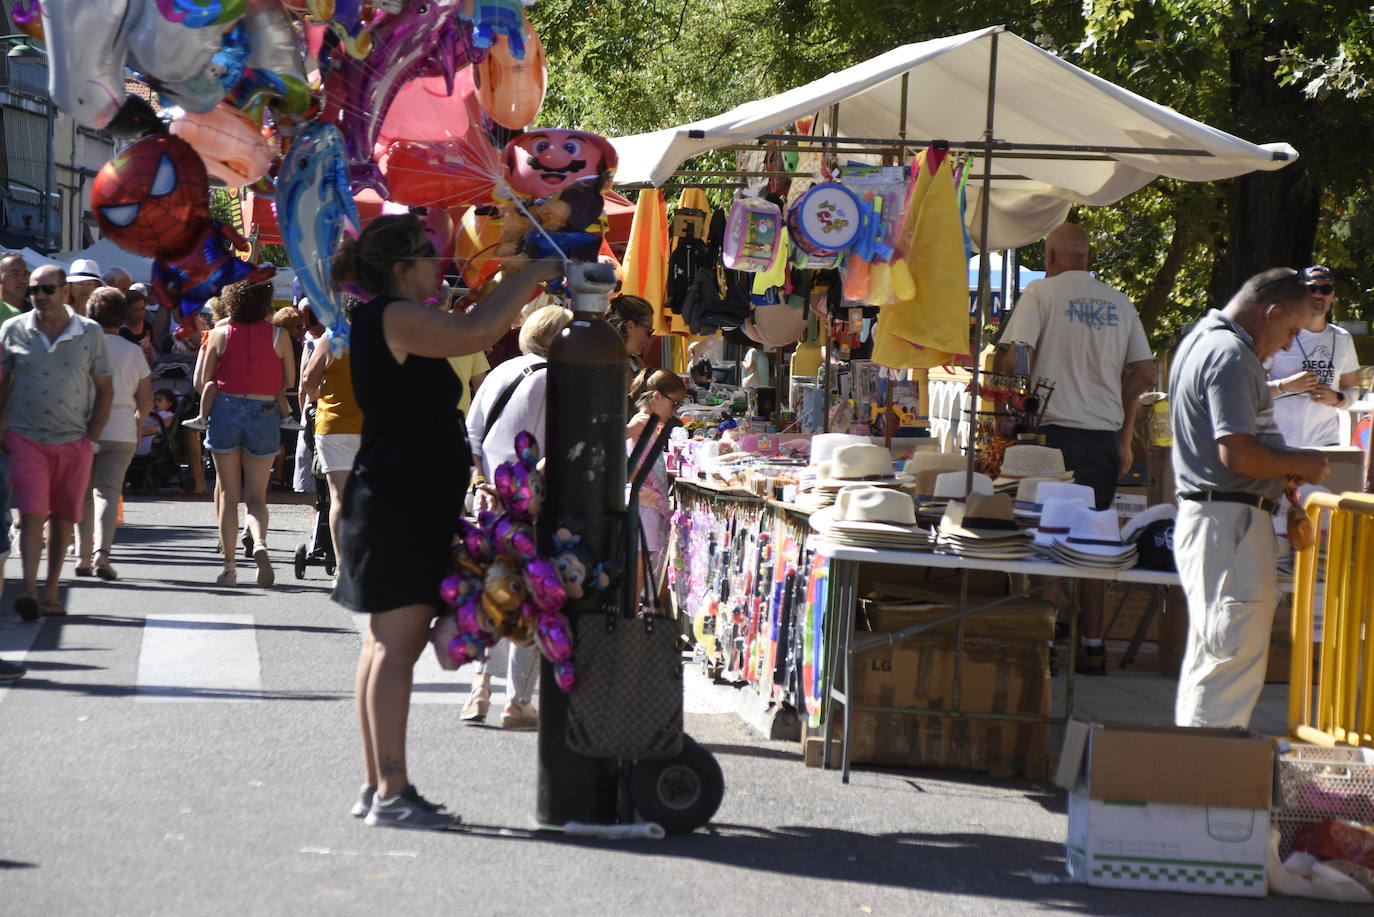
[1303,265,1333,281]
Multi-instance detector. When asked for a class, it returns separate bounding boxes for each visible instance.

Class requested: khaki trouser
[1173,500,1278,728]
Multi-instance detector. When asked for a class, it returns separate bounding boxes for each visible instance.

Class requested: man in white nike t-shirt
[1264,265,1360,447]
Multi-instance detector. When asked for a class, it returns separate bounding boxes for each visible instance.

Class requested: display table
[815,543,1298,782]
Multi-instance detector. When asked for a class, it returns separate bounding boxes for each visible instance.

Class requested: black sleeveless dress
[332,295,470,613]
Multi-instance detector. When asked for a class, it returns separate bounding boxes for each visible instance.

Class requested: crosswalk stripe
[0,617,39,704]
[136,614,262,702]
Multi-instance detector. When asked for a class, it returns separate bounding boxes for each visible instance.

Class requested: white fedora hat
[928,470,994,504]
[1028,480,1096,509]
[1030,496,1094,548]
[810,485,918,534]
[1011,476,1069,516]
[816,443,911,489]
[809,433,869,468]
[1059,507,1133,556]
[66,257,102,283]
[993,444,1073,485]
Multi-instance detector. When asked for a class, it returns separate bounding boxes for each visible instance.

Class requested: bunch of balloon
[90,134,275,341]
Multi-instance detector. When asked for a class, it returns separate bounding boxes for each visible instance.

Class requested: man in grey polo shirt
[1170,267,1330,728]
[0,263,112,620]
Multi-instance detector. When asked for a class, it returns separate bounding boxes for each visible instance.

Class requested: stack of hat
[917,470,995,525]
[1048,507,1137,569]
[810,485,932,550]
[815,443,911,489]
[903,452,971,501]
[1028,488,1097,556]
[1018,481,1096,528]
[793,434,871,512]
[992,443,1074,494]
[936,493,1035,559]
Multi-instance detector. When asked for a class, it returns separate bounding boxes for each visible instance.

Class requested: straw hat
[993,444,1074,486]
[816,443,911,489]
[810,485,918,534]
[938,493,1025,540]
[902,452,968,479]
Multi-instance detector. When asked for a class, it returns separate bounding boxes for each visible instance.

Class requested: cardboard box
[829,631,1051,777]
[1315,446,1364,495]
[1055,719,1275,897]
[1103,583,1160,642]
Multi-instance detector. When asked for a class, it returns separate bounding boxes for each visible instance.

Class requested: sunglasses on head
[1308,283,1335,296]
[27,283,61,296]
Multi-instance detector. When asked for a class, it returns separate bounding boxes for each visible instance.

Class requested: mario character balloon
[92,134,212,259]
[500,129,618,262]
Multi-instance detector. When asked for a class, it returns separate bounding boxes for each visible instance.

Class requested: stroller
[126,389,197,494]
[293,407,337,579]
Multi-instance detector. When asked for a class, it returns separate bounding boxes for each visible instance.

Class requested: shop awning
[608,26,1297,249]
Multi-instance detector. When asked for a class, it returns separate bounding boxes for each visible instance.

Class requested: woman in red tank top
[197,281,294,587]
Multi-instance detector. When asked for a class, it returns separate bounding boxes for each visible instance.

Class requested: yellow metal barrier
[1290,491,1374,747]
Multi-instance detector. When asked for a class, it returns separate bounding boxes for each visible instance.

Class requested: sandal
[74,565,95,577]
[461,683,491,723]
[93,552,117,581]
[215,569,238,587]
[500,701,539,730]
[14,595,40,622]
[41,600,67,617]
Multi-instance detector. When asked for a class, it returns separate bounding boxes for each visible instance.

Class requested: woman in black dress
[331,213,560,830]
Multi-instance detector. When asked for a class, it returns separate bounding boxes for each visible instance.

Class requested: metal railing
[1290,491,1374,747]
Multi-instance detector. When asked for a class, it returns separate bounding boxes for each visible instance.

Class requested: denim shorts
[206,393,280,458]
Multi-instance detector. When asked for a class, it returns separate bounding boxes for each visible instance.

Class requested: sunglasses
[1308,283,1335,296]
[27,283,61,296]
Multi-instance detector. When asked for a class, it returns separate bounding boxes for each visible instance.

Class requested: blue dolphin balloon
[276,123,360,353]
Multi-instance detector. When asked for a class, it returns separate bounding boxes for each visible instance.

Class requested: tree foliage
[530,0,1374,343]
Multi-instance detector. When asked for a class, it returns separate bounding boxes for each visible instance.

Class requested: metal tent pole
[954,27,1001,721]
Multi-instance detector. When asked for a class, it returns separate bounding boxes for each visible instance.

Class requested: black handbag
[565,526,684,760]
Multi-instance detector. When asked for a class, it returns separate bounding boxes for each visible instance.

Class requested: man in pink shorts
[0,264,112,619]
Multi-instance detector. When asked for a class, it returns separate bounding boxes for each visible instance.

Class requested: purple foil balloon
[552,661,576,693]
[535,611,574,665]
[320,0,475,193]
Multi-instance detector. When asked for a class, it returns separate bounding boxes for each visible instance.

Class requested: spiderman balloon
[92,134,211,259]
[92,134,273,339]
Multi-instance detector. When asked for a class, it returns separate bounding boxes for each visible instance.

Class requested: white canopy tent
[609,25,1297,250]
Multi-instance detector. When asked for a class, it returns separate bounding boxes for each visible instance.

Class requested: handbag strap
[480,361,547,449]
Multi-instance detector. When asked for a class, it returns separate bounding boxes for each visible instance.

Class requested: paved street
[0,496,1321,916]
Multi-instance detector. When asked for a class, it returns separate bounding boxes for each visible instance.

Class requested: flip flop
[14,596,39,622]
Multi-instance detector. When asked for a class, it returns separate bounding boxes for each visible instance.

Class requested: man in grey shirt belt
[1170,268,1330,728]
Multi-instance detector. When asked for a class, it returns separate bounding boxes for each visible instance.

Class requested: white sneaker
[182,416,209,431]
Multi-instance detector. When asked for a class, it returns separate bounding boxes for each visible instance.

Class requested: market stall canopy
[609,26,1297,249]
[61,238,154,284]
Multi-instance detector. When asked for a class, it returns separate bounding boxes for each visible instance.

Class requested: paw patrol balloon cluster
[46,0,616,344]
[431,432,582,693]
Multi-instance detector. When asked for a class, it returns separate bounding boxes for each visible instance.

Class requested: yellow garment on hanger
[620,189,677,335]
[751,227,790,294]
[871,149,970,369]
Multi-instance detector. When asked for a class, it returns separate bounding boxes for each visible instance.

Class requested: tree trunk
[1138,208,1194,338]
[1209,27,1320,306]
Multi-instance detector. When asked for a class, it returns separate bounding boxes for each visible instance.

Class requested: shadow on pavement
[5,676,345,702]
[71,614,353,636]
